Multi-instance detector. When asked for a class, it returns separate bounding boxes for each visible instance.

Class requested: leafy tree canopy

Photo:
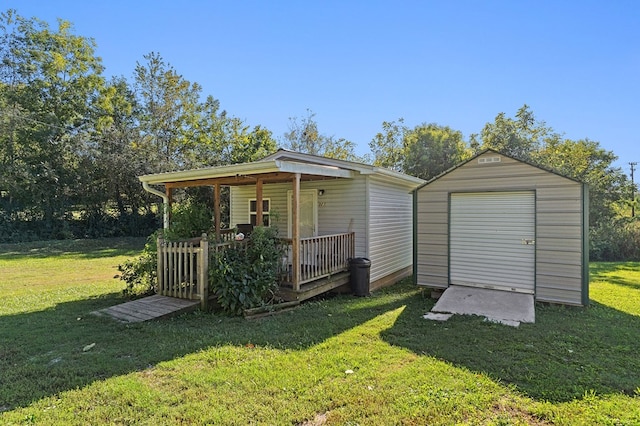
[533,137,631,225]
[0,9,277,241]
[470,104,552,161]
[369,120,470,180]
[0,9,106,233]
[403,123,471,180]
[281,109,360,161]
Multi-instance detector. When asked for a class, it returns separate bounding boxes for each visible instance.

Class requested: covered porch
[140,158,358,306]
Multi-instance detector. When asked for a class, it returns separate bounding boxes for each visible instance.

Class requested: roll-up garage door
[450,191,535,293]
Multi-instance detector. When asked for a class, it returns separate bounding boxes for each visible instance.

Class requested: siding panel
[231,177,367,256]
[368,176,414,284]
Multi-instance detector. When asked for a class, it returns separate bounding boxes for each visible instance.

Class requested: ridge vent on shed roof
[478,156,501,164]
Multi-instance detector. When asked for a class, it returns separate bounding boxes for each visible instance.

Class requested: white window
[249,199,270,226]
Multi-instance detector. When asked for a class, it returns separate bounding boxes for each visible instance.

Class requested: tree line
[0,10,637,260]
[0,10,277,240]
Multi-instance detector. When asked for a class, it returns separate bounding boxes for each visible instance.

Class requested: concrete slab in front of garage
[427,285,535,326]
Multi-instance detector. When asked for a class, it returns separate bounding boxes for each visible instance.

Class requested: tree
[282,109,321,155]
[472,104,553,161]
[368,119,406,171]
[0,9,106,236]
[134,52,204,172]
[473,105,630,228]
[85,76,150,219]
[369,120,469,179]
[403,123,470,180]
[135,53,278,172]
[222,121,277,164]
[281,109,359,161]
[0,10,283,241]
[534,138,630,226]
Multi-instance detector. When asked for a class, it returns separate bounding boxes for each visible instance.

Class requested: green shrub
[590,218,640,261]
[118,200,214,297]
[164,200,213,239]
[118,233,159,297]
[210,226,284,315]
[73,210,158,238]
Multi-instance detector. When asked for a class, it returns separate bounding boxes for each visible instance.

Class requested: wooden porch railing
[157,231,356,305]
[280,232,355,289]
[157,233,209,309]
[217,228,236,243]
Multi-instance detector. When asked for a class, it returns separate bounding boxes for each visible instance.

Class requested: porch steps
[91,295,200,323]
[278,271,351,302]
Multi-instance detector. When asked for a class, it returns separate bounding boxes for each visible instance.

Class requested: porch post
[292,173,300,290]
[165,187,173,229]
[199,233,209,310]
[214,183,221,241]
[157,232,164,294]
[256,178,263,226]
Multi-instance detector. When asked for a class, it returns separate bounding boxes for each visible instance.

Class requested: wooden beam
[292,173,300,291]
[164,173,284,189]
[165,187,173,227]
[214,183,221,241]
[166,176,255,189]
[256,178,263,226]
[162,172,336,189]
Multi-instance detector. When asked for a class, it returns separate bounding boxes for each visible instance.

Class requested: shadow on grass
[3,266,639,411]
[0,237,146,261]
[0,285,410,411]
[380,290,640,403]
[590,261,640,291]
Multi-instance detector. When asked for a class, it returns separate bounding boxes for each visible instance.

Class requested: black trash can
[349,257,371,296]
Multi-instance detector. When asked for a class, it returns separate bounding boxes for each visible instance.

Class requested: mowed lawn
[1,239,639,425]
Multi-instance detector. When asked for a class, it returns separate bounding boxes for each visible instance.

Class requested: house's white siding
[415,152,587,306]
[308,178,367,251]
[230,177,368,256]
[229,171,420,292]
[367,175,414,286]
[230,183,289,232]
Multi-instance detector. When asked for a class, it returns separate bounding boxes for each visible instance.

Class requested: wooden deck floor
[91,295,200,323]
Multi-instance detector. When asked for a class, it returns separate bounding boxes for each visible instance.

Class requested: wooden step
[91,295,200,323]
[278,271,351,302]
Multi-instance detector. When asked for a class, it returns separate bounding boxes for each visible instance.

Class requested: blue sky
[11,1,640,173]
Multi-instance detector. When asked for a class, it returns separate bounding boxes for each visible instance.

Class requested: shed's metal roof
[414,148,584,192]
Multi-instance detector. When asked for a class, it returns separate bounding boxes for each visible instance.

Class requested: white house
[140,150,425,303]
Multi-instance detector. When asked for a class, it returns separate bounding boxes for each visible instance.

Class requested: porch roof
[138,150,425,189]
[138,159,354,188]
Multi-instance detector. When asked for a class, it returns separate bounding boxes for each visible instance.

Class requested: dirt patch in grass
[299,411,328,426]
[491,398,553,425]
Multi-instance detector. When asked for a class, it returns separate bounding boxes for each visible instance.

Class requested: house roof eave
[265,149,425,187]
[368,167,425,188]
[138,159,353,186]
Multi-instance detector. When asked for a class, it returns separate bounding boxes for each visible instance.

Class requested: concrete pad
[423,312,453,321]
[431,285,535,324]
[484,317,521,327]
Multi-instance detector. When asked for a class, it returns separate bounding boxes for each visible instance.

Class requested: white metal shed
[414,149,589,306]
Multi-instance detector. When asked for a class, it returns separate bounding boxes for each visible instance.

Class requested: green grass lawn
[1,239,639,425]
